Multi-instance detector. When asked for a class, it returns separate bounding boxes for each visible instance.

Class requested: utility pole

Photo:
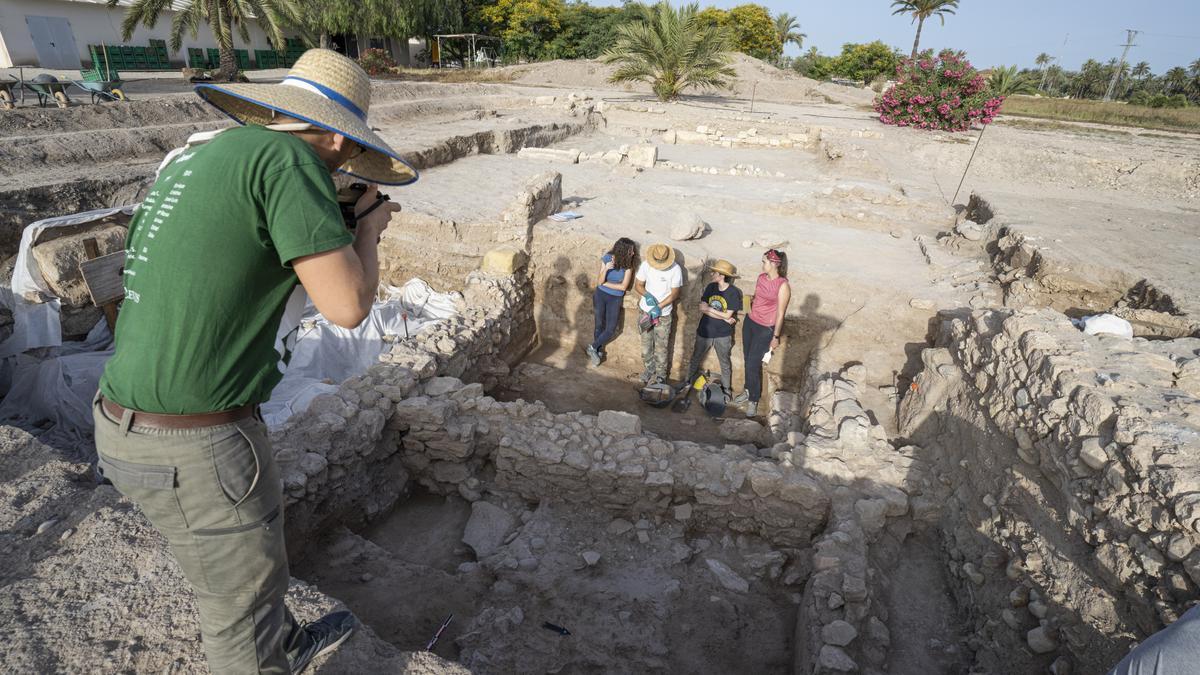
[1103,29,1139,101]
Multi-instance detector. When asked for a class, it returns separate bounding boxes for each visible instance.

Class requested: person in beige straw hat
[681,259,743,399]
[93,49,406,674]
[633,243,683,384]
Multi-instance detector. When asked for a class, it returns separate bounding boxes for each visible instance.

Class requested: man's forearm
[352,233,381,310]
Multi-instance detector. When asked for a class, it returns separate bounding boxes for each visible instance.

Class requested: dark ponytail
[770,249,788,278]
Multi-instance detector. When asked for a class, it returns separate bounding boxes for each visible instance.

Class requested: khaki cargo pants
[92,396,310,674]
[639,310,674,382]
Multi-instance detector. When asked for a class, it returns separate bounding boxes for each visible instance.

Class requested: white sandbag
[0,321,113,436]
[1078,313,1134,339]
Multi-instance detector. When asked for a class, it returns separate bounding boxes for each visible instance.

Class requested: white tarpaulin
[1074,313,1135,339]
[0,278,459,436]
[260,279,460,428]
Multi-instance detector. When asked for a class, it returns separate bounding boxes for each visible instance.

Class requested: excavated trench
[5,86,1199,674]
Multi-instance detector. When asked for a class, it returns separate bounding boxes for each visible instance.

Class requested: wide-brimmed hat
[709,259,738,278]
[645,243,676,270]
[194,49,417,186]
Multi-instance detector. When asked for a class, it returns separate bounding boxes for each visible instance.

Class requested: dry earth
[1,56,1198,675]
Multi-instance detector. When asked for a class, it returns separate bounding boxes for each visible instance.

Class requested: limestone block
[854,498,888,537]
[626,144,658,168]
[597,410,641,436]
[704,558,749,592]
[480,247,529,276]
[674,130,709,144]
[424,376,465,397]
[462,501,516,559]
[1077,437,1109,471]
[516,147,579,164]
[721,419,767,445]
[670,212,707,241]
[821,619,858,646]
[31,223,127,307]
[818,645,858,672]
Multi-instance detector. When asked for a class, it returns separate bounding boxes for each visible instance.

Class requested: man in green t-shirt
[92,50,413,674]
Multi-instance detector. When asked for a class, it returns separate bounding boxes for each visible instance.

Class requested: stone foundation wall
[270,268,535,554]
[900,307,1200,673]
[387,383,832,548]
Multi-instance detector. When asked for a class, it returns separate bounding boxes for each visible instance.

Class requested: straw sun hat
[645,243,676,271]
[194,49,417,186]
[709,259,738,278]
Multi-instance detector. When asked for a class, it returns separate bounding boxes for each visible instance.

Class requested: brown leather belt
[101,397,256,430]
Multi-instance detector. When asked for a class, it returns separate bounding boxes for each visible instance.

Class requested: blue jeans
[592,288,623,352]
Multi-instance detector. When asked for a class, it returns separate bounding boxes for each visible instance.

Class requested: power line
[1103,29,1139,102]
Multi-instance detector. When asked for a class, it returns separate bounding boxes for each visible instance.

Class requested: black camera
[337,182,392,229]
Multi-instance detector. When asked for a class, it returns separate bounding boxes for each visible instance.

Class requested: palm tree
[1190,58,1200,78]
[1132,61,1151,80]
[602,1,736,102]
[1035,52,1052,91]
[891,0,960,60]
[989,65,1035,96]
[775,13,806,54]
[109,0,299,81]
[1164,67,1189,94]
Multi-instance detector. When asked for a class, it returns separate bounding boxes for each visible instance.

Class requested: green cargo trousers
[92,396,310,674]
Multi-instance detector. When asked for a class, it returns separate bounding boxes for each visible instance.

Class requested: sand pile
[501,53,875,106]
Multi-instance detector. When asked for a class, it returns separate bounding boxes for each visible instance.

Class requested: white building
[0,0,427,69]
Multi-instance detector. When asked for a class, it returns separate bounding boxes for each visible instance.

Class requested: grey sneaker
[732,390,750,405]
[745,401,758,417]
[586,344,602,367]
[290,611,357,674]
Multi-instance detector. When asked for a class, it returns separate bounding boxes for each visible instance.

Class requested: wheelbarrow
[0,78,17,110]
[70,78,127,103]
[20,74,72,108]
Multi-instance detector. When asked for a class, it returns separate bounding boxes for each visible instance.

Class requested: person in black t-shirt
[683,259,743,398]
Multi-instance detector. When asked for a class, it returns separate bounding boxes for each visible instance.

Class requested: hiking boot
[745,401,758,418]
[732,390,750,405]
[290,611,357,674]
[586,345,602,368]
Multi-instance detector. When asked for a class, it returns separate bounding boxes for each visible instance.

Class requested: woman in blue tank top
[588,237,636,367]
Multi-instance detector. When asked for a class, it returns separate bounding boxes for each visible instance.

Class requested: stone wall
[900,307,1200,673]
[386,383,831,548]
[270,267,535,554]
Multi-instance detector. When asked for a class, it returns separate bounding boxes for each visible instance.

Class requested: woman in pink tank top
[735,249,791,417]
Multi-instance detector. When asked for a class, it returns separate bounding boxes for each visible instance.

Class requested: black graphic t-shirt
[697,282,743,338]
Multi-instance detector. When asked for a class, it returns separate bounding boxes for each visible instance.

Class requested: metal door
[26,15,81,69]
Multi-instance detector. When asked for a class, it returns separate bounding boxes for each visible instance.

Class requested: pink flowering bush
[874,49,1003,132]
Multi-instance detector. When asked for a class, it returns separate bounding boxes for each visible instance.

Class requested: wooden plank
[79,250,124,305]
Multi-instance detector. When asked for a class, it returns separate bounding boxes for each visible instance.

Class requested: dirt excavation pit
[3,67,1200,675]
[296,490,797,672]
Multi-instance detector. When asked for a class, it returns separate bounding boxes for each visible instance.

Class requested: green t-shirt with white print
[99,124,353,414]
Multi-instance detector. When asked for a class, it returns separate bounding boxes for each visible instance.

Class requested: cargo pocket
[193,507,285,596]
[96,453,188,530]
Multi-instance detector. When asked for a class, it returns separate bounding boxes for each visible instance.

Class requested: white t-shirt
[635,261,683,315]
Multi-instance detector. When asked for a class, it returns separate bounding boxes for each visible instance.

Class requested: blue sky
[592,1,1200,73]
